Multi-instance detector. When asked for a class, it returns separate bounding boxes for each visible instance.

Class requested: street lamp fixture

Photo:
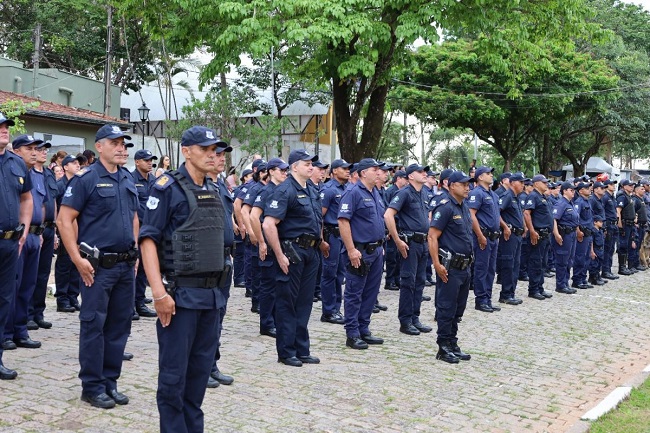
[138,102,150,149]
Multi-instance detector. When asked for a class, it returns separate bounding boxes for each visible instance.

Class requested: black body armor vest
[619,192,636,221]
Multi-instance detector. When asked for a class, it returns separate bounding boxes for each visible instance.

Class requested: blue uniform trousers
[233,238,245,285]
[344,247,383,338]
[397,241,428,326]
[250,246,261,308]
[572,235,592,285]
[384,238,400,286]
[78,261,134,395]
[553,232,576,290]
[274,245,318,359]
[435,267,470,345]
[426,255,434,282]
[320,234,345,316]
[4,234,40,341]
[258,253,277,333]
[314,251,322,299]
[134,258,148,305]
[498,234,522,300]
[603,223,618,273]
[472,237,498,306]
[617,226,634,255]
[547,247,556,271]
[211,266,232,371]
[158,306,220,433]
[528,236,549,295]
[30,226,55,321]
[0,239,19,364]
[244,240,253,292]
[629,226,645,268]
[54,249,82,306]
[589,230,605,277]
[519,236,531,279]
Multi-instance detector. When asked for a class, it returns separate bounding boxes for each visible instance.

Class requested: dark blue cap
[427,170,438,177]
[314,160,329,169]
[96,124,131,142]
[134,149,158,160]
[439,168,455,181]
[331,159,352,169]
[379,162,393,171]
[620,179,633,186]
[0,113,15,127]
[355,158,385,172]
[256,163,268,172]
[603,179,617,185]
[560,182,575,192]
[252,158,267,169]
[240,168,253,181]
[500,172,513,181]
[180,126,226,147]
[267,157,289,170]
[532,174,549,183]
[594,214,604,222]
[524,179,533,186]
[448,171,473,184]
[576,182,591,190]
[12,134,47,149]
[288,149,318,165]
[405,163,429,176]
[215,141,233,153]
[509,172,526,182]
[62,155,84,166]
[592,181,606,188]
[393,170,407,179]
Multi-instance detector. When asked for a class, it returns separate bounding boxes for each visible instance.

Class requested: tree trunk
[332,80,358,162]
[358,84,389,161]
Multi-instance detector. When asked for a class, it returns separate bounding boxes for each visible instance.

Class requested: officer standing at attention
[338,158,386,350]
[4,135,50,350]
[0,114,33,380]
[58,124,139,409]
[497,172,526,305]
[131,149,158,318]
[523,174,554,300]
[571,183,596,289]
[383,170,408,291]
[422,170,438,286]
[428,171,474,364]
[551,182,579,295]
[262,149,322,367]
[630,182,648,271]
[311,160,329,302]
[467,166,502,313]
[319,159,352,324]
[28,139,58,330]
[601,179,620,280]
[588,181,608,285]
[54,155,84,312]
[616,179,636,275]
[232,168,253,288]
[385,163,433,336]
[139,126,227,431]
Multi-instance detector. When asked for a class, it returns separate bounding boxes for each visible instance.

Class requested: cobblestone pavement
[1,265,649,433]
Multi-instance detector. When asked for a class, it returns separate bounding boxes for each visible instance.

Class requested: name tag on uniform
[97,183,114,188]
[363,198,372,202]
[453,215,462,220]
[297,194,307,198]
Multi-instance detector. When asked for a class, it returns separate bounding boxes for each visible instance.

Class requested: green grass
[589,377,650,433]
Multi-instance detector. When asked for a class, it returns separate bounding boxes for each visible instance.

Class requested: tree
[0,100,38,134]
[114,0,598,162]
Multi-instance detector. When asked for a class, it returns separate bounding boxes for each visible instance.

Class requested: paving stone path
[1,266,649,432]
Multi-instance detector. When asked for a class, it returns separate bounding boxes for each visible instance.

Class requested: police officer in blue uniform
[497,172,526,305]
[428,171,474,363]
[552,182,579,294]
[263,149,322,367]
[131,149,158,318]
[28,139,58,329]
[523,174,554,300]
[58,124,139,409]
[518,180,534,281]
[54,155,84,312]
[234,163,262,298]
[616,179,636,275]
[601,179,620,279]
[250,158,289,338]
[5,135,50,350]
[338,158,386,350]
[630,183,648,271]
[232,169,253,288]
[319,159,352,324]
[383,170,408,291]
[588,181,608,284]
[139,126,227,431]
[385,163,432,336]
[422,170,438,286]
[467,166,502,313]
[0,114,33,380]
[571,183,595,289]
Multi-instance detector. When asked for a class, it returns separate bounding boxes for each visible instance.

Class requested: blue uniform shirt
[0,151,32,231]
[236,179,256,201]
[42,168,58,222]
[575,196,593,229]
[131,169,154,222]
[589,195,605,222]
[388,184,429,233]
[338,182,385,243]
[430,188,449,210]
[430,195,473,256]
[468,185,501,231]
[29,167,49,225]
[553,196,579,228]
[320,179,347,225]
[139,163,225,309]
[602,191,617,221]
[422,185,435,210]
[243,181,265,208]
[264,175,322,239]
[61,161,138,252]
[214,177,235,248]
[498,188,524,229]
[524,189,553,230]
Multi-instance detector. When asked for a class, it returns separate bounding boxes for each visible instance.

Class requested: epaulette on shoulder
[153,174,175,190]
[440,199,449,204]
[75,167,90,177]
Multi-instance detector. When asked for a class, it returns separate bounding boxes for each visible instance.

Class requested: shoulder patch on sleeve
[76,168,89,177]
[440,199,448,204]
[154,174,175,190]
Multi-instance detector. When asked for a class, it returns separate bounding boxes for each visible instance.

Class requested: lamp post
[138,102,150,149]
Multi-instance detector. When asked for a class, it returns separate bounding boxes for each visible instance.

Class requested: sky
[626,0,650,11]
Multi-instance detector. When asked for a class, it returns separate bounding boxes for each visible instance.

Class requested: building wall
[24,117,99,156]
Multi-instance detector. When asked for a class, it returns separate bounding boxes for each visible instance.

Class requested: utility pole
[103,6,113,116]
[31,23,41,96]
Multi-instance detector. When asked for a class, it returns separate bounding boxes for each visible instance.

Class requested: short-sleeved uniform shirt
[338,182,385,243]
[61,161,138,252]
[43,167,58,222]
[214,177,235,248]
[603,191,617,221]
[29,167,49,225]
[467,185,501,231]
[430,195,473,256]
[589,195,605,222]
[139,164,225,309]
[131,169,154,222]
[264,175,322,239]
[388,184,429,233]
[0,151,32,231]
[575,196,593,230]
[429,188,449,211]
[553,197,579,228]
[524,189,553,230]
[321,179,347,226]
[499,188,524,229]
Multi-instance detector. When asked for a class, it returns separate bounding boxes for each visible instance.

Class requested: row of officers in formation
[0,113,647,432]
